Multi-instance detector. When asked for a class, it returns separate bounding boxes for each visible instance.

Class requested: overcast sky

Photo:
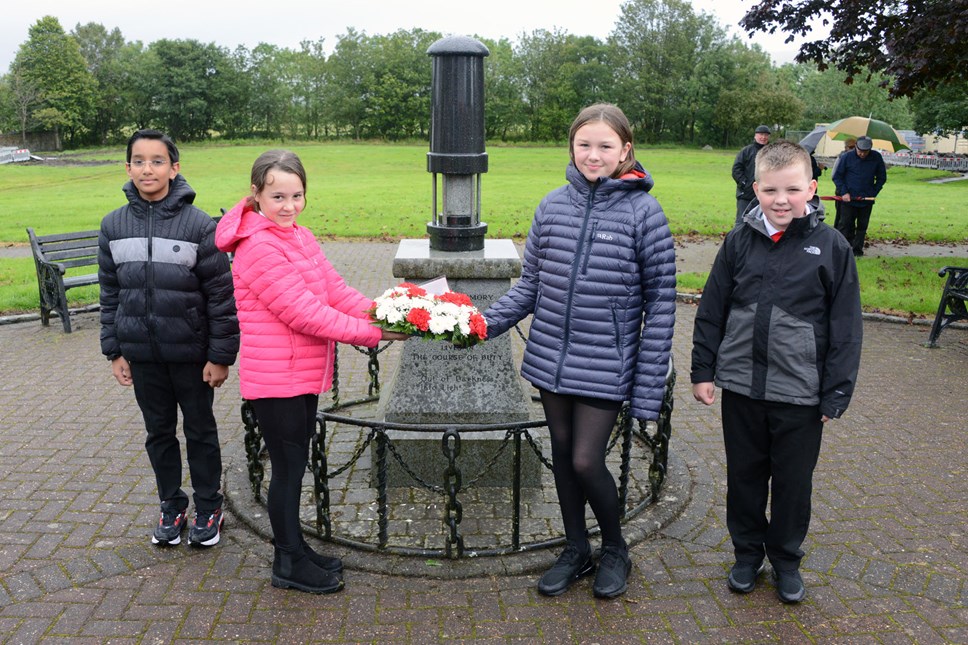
[1,0,811,73]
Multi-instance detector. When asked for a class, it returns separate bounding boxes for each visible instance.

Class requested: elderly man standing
[731,125,771,225]
[832,136,887,256]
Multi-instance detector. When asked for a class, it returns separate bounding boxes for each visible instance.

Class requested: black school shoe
[773,568,806,603]
[727,561,766,593]
[537,542,594,596]
[592,545,632,599]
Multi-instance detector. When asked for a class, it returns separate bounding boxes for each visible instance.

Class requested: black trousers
[735,198,752,226]
[130,361,223,513]
[721,390,823,572]
[836,203,874,254]
[250,395,318,553]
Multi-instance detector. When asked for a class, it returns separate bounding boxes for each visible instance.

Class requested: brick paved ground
[0,241,966,643]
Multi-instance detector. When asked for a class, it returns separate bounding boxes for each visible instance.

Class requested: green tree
[12,16,96,146]
[911,81,968,137]
[367,29,437,140]
[324,29,374,139]
[294,39,329,139]
[146,39,237,141]
[480,37,528,141]
[72,22,130,144]
[610,0,724,142]
[517,29,610,141]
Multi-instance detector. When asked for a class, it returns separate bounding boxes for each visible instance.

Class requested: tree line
[0,0,960,151]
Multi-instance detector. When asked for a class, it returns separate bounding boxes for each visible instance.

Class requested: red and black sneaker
[151,508,188,546]
[188,508,224,547]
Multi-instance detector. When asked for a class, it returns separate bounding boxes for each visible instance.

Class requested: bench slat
[43,248,98,263]
[52,257,98,270]
[63,274,98,288]
[34,230,100,244]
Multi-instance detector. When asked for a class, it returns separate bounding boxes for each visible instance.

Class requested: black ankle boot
[300,536,343,576]
[271,548,344,594]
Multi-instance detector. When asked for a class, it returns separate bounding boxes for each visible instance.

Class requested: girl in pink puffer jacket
[216,150,408,595]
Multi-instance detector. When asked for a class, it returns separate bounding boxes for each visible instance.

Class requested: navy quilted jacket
[484,163,676,420]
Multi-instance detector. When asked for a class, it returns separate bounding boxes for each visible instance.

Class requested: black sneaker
[151,508,188,546]
[592,545,632,598]
[537,542,594,596]
[773,569,806,603]
[188,508,224,547]
[727,561,765,593]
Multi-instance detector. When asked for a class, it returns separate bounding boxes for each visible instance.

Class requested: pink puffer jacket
[215,198,382,400]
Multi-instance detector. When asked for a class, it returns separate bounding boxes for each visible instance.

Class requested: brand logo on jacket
[803,246,821,256]
[596,232,615,241]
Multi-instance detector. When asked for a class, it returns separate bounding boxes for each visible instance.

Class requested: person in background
[691,140,862,604]
[215,150,409,595]
[98,129,239,549]
[732,125,772,225]
[832,135,887,256]
[830,137,857,230]
[484,104,676,600]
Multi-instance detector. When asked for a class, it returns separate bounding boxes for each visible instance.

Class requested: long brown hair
[248,149,307,210]
[568,103,637,178]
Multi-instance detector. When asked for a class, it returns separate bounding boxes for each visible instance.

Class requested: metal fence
[241,340,676,559]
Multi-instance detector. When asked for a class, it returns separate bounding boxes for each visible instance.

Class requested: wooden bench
[26,227,99,333]
[927,265,968,347]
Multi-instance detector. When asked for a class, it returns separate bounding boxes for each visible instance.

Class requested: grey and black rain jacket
[690,204,862,419]
[98,175,239,365]
[484,162,676,421]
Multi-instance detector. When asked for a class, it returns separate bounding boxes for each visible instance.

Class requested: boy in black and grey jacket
[691,140,862,604]
[99,129,238,548]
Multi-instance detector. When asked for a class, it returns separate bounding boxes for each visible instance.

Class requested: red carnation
[469,313,488,339]
[406,307,431,331]
[399,282,428,298]
[438,291,473,307]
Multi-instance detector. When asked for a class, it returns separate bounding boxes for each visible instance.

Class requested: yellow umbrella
[826,116,910,152]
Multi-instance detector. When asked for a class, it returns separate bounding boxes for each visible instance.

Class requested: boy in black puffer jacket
[98,129,239,548]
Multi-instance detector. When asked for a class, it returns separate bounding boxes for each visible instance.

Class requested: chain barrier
[240,344,675,558]
[442,429,465,558]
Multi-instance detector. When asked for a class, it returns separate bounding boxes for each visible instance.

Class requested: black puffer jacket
[98,175,239,365]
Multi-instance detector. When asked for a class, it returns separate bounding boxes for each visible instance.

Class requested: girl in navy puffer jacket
[484,104,676,599]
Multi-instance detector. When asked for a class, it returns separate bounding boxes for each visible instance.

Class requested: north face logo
[803,246,821,256]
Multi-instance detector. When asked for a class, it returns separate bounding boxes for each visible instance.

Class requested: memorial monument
[375,36,539,486]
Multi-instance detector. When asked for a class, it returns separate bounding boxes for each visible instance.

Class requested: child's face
[572,121,631,183]
[753,164,817,231]
[126,139,178,202]
[253,170,305,228]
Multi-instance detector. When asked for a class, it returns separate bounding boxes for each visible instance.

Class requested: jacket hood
[215,197,281,254]
[122,173,196,213]
[566,160,655,194]
[744,199,825,238]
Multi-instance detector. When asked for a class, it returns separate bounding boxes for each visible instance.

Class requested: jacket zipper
[554,182,598,389]
[146,203,158,360]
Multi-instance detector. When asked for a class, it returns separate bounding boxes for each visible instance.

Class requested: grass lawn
[1,142,966,315]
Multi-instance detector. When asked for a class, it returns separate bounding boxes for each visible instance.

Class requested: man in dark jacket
[832,135,887,256]
[99,129,239,549]
[731,125,771,225]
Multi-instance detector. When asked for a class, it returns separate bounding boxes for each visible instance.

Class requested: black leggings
[539,389,624,548]
[250,394,319,553]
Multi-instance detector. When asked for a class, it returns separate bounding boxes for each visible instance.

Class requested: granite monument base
[372,239,543,488]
